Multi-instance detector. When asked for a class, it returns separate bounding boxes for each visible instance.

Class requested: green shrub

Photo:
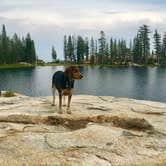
[3,91,15,97]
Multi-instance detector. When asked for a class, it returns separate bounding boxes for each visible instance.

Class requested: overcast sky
[0,0,166,61]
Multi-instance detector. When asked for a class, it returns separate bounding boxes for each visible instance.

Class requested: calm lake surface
[0,66,166,102]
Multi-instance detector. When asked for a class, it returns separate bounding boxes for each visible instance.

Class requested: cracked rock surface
[0,95,166,166]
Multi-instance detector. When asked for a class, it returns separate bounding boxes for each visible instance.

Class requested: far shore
[0,63,35,69]
[0,62,165,69]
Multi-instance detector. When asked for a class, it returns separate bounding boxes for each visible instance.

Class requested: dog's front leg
[67,94,72,114]
[58,94,63,114]
[63,96,66,106]
[51,86,56,106]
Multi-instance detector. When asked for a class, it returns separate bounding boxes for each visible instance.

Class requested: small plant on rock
[3,91,15,97]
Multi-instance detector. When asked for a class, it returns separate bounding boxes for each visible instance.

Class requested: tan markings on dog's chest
[61,89,72,96]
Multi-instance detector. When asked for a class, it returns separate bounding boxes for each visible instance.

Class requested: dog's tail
[52,74,56,88]
[51,73,56,106]
[52,84,56,106]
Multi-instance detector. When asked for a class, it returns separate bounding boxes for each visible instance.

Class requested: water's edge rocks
[0,94,166,166]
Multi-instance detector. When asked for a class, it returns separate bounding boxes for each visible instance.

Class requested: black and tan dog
[52,65,83,114]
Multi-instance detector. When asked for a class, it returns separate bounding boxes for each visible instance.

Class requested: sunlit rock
[0,94,166,166]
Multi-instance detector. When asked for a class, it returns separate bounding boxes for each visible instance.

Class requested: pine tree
[110,38,114,63]
[90,37,95,56]
[85,37,89,62]
[120,39,127,64]
[90,54,95,64]
[153,30,161,64]
[67,36,74,62]
[24,33,36,63]
[63,35,68,62]
[113,39,117,62]
[30,40,36,63]
[1,24,9,64]
[12,33,22,63]
[138,25,150,63]
[129,39,133,62]
[161,32,166,64]
[104,43,109,64]
[133,34,142,63]
[0,35,2,64]
[51,46,57,62]
[72,35,77,63]
[77,36,85,64]
[117,39,121,62]
[21,37,26,62]
[90,37,95,64]
[98,31,106,64]
[95,39,98,63]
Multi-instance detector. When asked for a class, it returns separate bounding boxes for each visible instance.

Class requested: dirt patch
[47,116,88,130]
[0,114,154,132]
[47,115,154,131]
[110,116,154,131]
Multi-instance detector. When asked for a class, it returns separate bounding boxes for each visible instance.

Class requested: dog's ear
[64,66,72,80]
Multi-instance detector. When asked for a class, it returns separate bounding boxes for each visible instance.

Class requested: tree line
[63,25,166,65]
[0,24,36,64]
[1,24,166,65]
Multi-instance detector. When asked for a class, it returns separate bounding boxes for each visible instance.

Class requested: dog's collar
[65,79,74,89]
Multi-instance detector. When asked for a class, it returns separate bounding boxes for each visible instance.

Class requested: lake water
[0,66,166,102]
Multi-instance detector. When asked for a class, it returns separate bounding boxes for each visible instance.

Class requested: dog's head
[65,65,83,80]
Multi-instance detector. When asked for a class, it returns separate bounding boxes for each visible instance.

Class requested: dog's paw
[67,110,71,114]
[58,111,63,114]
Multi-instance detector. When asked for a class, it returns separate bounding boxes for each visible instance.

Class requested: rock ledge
[0,95,166,166]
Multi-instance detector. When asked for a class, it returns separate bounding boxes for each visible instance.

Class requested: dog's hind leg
[63,96,66,106]
[52,86,56,106]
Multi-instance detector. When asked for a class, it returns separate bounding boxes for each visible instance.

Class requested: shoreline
[0,63,166,69]
[1,91,166,104]
[0,63,35,69]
